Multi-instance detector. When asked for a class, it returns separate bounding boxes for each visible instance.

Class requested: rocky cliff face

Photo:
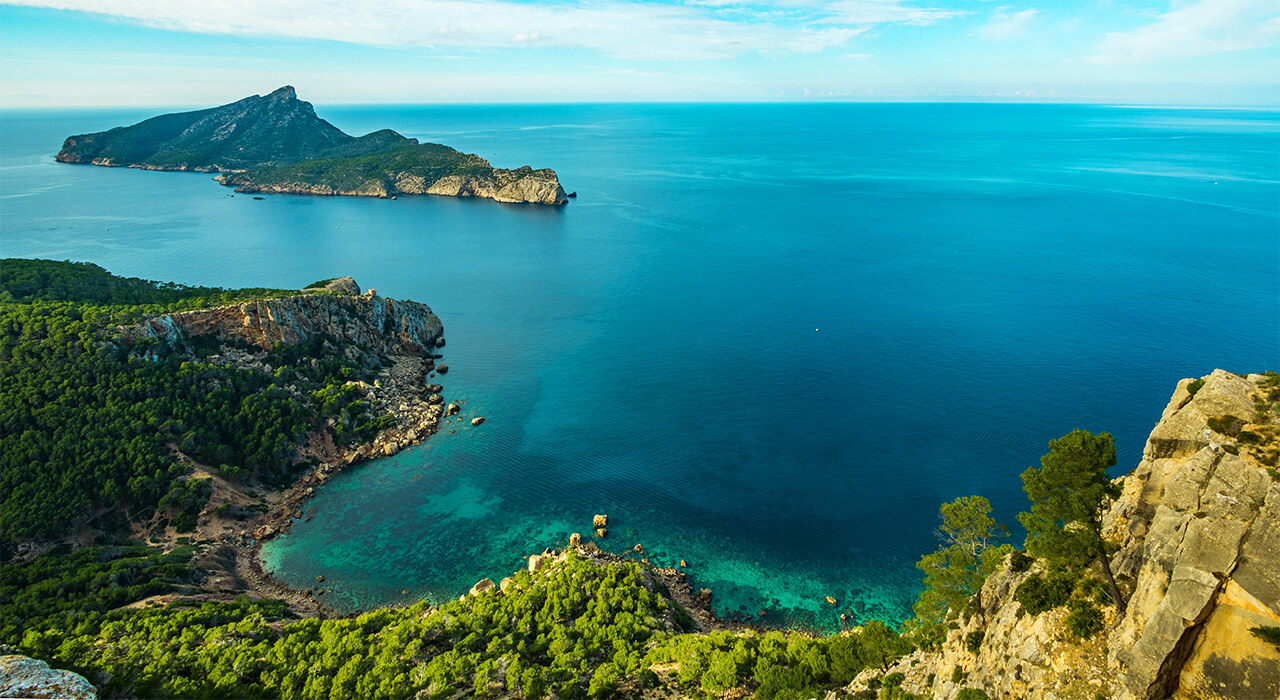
[122,289,441,358]
[217,163,568,205]
[1106,370,1280,699]
[855,370,1280,700]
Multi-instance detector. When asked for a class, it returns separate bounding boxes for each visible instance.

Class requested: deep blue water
[2,103,1277,627]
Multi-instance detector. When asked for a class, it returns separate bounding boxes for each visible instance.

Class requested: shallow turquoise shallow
[2,103,1277,628]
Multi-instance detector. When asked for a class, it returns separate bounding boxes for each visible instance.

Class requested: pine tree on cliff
[1018,429,1128,616]
[915,496,1011,625]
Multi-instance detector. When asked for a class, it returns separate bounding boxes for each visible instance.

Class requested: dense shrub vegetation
[0,259,387,540]
[6,551,900,699]
[0,544,198,648]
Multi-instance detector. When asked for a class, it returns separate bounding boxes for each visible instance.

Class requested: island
[55,86,568,205]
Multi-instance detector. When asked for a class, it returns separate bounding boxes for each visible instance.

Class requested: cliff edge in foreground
[56,86,568,205]
[857,369,1280,700]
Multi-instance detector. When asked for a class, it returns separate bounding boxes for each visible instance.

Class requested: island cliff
[846,369,1280,700]
[55,86,568,205]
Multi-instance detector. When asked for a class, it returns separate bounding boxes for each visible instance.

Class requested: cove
[3,103,1277,628]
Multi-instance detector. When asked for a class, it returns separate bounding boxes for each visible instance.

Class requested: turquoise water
[2,104,1277,627]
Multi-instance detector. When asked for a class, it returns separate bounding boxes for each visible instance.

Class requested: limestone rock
[0,653,97,700]
[468,578,495,596]
[122,291,442,357]
[471,416,485,426]
[303,276,360,295]
[593,514,608,528]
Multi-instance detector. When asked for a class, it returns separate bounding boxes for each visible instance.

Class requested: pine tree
[1017,429,1127,615]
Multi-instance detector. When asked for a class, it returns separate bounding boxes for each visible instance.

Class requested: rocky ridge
[844,370,1280,700]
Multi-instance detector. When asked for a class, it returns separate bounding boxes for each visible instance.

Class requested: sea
[1,103,1277,628]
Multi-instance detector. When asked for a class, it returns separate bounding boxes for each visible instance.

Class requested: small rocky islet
[55,86,568,205]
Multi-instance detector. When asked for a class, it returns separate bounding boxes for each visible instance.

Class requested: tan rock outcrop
[1106,370,1280,700]
[863,370,1280,700]
[0,653,97,700]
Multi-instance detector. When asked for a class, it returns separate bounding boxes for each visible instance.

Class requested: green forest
[1,260,1138,699]
[0,259,388,541]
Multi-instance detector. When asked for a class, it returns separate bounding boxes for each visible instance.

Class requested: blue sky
[1,1,1277,106]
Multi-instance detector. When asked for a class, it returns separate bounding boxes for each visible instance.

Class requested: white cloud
[1088,0,1280,64]
[978,7,1038,41]
[2,0,962,61]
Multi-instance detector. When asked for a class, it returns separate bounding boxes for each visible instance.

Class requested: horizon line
[3,99,1278,112]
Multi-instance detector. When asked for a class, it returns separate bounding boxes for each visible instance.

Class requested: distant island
[55,86,568,205]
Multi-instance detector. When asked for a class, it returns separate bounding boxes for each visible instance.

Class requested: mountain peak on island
[57,85,349,171]
[54,87,568,205]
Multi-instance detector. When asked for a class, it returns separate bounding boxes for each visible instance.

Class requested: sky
[0,0,1277,106]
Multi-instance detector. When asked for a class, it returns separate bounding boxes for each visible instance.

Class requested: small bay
[2,103,1276,626]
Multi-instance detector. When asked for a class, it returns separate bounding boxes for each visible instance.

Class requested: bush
[1077,576,1112,605]
[957,689,990,700]
[1207,414,1244,437]
[1067,600,1104,639]
[1186,378,1205,396]
[1009,550,1034,573]
[951,666,968,684]
[1238,430,1262,445]
[882,672,905,689]
[1251,626,1280,649]
[965,631,984,653]
[1014,572,1073,616]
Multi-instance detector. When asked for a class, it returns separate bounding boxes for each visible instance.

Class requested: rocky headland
[115,276,460,615]
[843,369,1280,700]
[56,86,568,205]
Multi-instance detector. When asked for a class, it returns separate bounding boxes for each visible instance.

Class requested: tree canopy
[1017,429,1127,614]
